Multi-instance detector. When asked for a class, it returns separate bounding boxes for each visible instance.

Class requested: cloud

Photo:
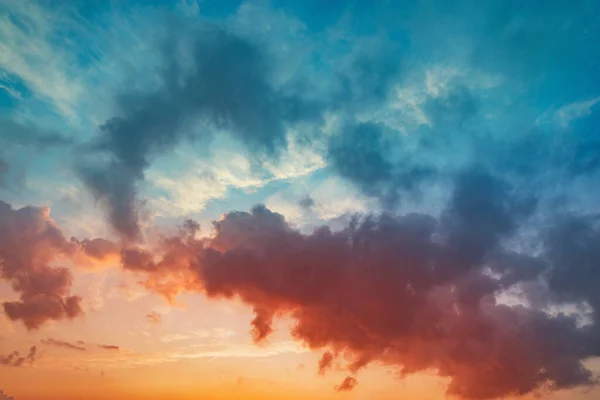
[2,1,600,399]
[544,215,600,341]
[41,338,86,351]
[40,338,120,352]
[70,238,121,269]
[0,159,8,188]
[553,97,600,129]
[298,196,315,210]
[78,20,323,240]
[0,201,83,329]
[0,1,85,119]
[119,168,600,399]
[0,200,120,329]
[334,376,357,392]
[0,120,74,191]
[327,121,433,207]
[0,119,73,149]
[318,351,334,375]
[98,344,120,351]
[0,346,37,367]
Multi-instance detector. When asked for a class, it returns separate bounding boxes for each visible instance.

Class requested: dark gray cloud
[298,195,315,209]
[332,40,404,108]
[327,121,433,207]
[544,215,600,346]
[79,22,324,240]
[0,158,8,188]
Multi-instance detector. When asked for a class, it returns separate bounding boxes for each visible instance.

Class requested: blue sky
[1,1,600,399]
[2,0,600,236]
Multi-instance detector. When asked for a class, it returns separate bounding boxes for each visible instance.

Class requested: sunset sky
[1,1,600,399]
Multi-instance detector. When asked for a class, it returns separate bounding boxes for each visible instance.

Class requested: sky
[1,0,600,399]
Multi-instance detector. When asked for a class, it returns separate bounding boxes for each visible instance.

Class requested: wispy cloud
[0,346,36,367]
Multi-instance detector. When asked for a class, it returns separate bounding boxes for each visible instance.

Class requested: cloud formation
[334,376,358,392]
[0,201,83,329]
[78,21,323,240]
[41,338,86,351]
[327,121,432,206]
[120,168,600,399]
[41,338,120,352]
[0,159,8,188]
[0,346,37,367]
[317,351,334,375]
[0,200,120,329]
[0,120,73,149]
[2,1,600,399]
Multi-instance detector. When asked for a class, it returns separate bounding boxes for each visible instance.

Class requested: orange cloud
[334,376,357,392]
[0,201,122,329]
[0,201,83,329]
[119,199,597,400]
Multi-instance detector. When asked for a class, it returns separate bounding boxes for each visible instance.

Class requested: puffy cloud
[327,121,433,207]
[0,346,36,367]
[0,200,119,329]
[119,169,600,399]
[0,201,83,329]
